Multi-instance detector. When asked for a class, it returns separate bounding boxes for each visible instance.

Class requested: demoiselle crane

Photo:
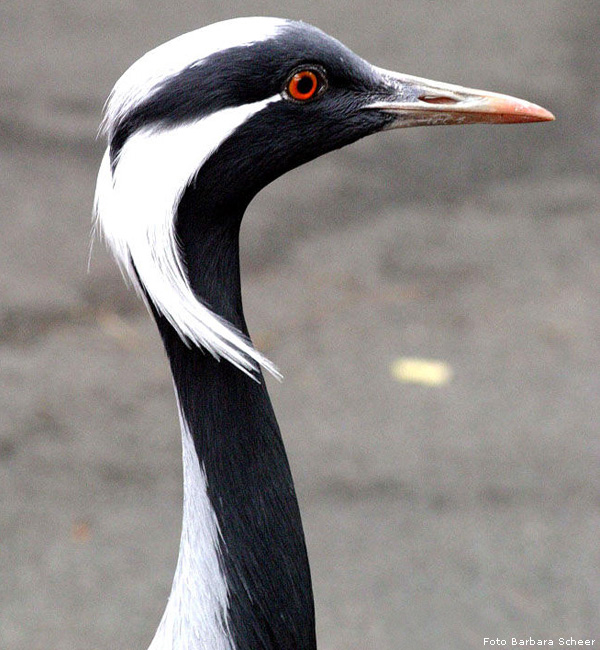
[94,17,553,650]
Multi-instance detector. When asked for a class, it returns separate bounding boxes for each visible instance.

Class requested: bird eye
[286,67,327,102]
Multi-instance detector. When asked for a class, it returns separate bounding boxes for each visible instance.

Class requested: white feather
[94,18,292,377]
[94,97,283,377]
[148,404,233,650]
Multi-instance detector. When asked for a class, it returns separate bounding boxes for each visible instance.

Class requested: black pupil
[297,75,315,95]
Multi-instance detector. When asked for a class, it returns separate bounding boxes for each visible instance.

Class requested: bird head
[103,18,552,198]
[94,17,553,376]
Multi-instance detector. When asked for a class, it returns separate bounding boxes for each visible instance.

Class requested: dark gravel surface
[1,1,598,648]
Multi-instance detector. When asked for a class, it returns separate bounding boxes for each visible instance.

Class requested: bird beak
[366,69,555,127]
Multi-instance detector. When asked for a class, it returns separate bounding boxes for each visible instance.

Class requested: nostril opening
[419,95,460,105]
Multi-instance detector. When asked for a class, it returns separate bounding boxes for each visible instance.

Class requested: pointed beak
[366,69,555,128]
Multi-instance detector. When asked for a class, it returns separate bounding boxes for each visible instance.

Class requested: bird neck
[150,195,317,649]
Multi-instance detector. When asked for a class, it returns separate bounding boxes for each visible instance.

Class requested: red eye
[287,69,324,101]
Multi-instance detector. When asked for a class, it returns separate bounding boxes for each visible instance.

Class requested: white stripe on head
[148,403,233,650]
[94,96,283,377]
[101,17,288,136]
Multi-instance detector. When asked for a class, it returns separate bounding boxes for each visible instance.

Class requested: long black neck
[153,186,316,650]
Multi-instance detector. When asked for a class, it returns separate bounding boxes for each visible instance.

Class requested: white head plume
[94,19,288,378]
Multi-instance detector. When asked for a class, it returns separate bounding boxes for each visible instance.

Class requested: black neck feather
[152,183,317,649]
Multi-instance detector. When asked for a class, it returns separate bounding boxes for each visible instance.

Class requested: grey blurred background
[1,1,598,648]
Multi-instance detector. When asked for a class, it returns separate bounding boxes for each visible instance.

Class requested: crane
[94,17,553,650]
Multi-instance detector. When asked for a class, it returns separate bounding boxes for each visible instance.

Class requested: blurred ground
[0,1,598,649]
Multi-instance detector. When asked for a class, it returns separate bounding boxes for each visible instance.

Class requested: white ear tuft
[94,97,283,379]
